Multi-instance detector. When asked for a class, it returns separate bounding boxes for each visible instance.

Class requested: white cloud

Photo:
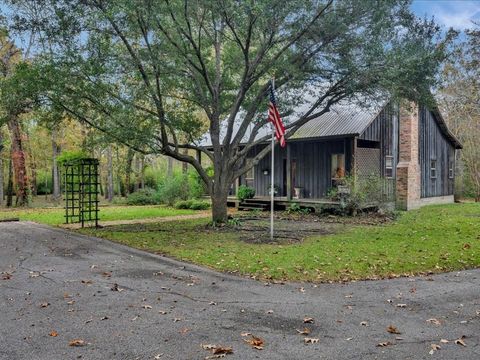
[430,1,480,30]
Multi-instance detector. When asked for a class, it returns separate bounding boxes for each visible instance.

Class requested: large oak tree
[7,0,452,221]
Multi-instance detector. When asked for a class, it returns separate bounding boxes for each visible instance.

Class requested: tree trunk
[106,145,114,202]
[133,155,140,191]
[7,116,29,206]
[125,148,134,195]
[51,129,61,201]
[211,187,229,223]
[182,149,188,174]
[140,154,145,189]
[6,156,13,207]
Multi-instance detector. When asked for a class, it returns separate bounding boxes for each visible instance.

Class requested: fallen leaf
[173,318,182,322]
[143,305,152,309]
[426,318,441,326]
[266,310,274,314]
[304,338,319,344]
[213,347,233,355]
[100,316,109,320]
[243,335,264,350]
[431,344,441,351]
[360,321,369,326]
[81,279,93,285]
[111,283,123,292]
[158,311,167,315]
[154,354,163,359]
[102,271,112,278]
[49,330,58,337]
[201,344,217,350]
[303,317,314,323]
[240,332,251,337]
[296,328,311,335]
[440,339,449,344]
[387,325,401,334]
[299,287,306,293]
[68,339,86,347]
[209,301,217,306]
[66,300,75,305]
[463,243,471,249]
[85,318,93,324]
[454,339,466,346]
[40,302,50,308]
[377,341,393,347]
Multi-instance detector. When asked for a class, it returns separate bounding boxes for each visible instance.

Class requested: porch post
[196,149,202,165]
[352,136,357,177]
[286,143,292,200]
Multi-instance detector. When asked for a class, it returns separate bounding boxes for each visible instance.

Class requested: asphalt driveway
[0,221,479,360]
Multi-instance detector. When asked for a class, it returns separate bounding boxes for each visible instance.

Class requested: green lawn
[0,205,197,226]
[80,203,480,282]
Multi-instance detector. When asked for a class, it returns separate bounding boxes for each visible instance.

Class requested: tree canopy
[5,0,454,220]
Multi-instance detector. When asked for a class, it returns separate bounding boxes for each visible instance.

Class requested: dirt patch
[219,211,395,244]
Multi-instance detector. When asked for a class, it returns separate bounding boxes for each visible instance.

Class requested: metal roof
[289,102,382,140]
[196,99,462,149]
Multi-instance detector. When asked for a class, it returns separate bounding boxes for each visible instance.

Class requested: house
[232,101,462,210]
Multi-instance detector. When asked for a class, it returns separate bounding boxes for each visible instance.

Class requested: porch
[227,195,341,211]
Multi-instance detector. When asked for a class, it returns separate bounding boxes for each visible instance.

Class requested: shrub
[237,185,255,201]
[157,173,190,206]
[188,170,207,198]
[328,175,391,215]
[286,202,311,215]
[126,188,158,205]
[174,199,210,210]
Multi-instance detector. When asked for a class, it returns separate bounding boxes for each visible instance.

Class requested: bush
[286,202,311,215]
[174,199,210,210]
[126,188,158,205]
[237,185,255,201]
[157,173,190,206]
[188,170,207,198]
[328,175,391,215]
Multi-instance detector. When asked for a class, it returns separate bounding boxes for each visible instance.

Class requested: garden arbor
[64,158,99,227]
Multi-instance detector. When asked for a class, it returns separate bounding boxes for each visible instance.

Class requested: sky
[411,0,480,30]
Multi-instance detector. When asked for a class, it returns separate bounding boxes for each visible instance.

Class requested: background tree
[438,24,479,201]
[0,32,32,206]
[8,0,453,220]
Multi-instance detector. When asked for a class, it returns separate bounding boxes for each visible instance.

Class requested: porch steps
[238,199,270,211]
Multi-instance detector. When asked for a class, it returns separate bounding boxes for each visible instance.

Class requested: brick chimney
[396,101,421,210]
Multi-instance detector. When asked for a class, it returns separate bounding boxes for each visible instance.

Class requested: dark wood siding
[359,103,399,179]
[252,139,349,198]
[419,107,455,197]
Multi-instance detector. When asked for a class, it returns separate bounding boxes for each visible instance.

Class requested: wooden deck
[227,196,341,211]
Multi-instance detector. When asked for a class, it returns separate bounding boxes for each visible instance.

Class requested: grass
[0,205,197,226]
[80,203,480,282]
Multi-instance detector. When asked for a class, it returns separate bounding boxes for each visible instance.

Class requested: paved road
[0,222,478,360]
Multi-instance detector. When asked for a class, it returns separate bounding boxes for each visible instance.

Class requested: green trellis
[64,158,99,227]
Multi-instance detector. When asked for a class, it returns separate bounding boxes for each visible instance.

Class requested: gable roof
[196,99,462,149]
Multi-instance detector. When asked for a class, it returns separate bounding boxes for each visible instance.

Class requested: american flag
[268,83,286,147]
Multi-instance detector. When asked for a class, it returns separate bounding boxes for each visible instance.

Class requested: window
[385,155,393,178]
[449,160,454,179]
[430,159,437,179]
[331,153,346,179]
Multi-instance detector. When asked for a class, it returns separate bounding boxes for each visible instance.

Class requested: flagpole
[270,78,275,241]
